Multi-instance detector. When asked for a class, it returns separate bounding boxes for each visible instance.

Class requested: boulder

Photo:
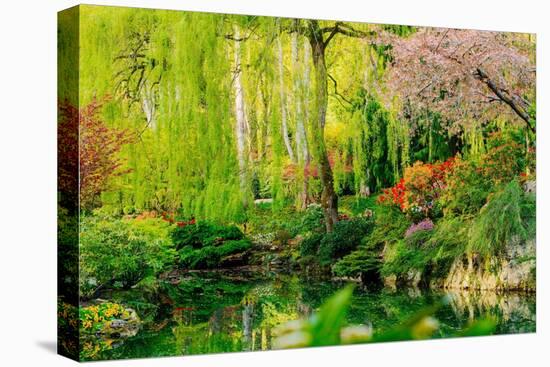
[439,238,535,292]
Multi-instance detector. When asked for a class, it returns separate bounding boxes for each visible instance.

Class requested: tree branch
[475,67,535,133]
[321,22,373,48]
[327,73,353,106]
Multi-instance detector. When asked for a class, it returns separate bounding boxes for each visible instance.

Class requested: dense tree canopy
[65,6,535,230]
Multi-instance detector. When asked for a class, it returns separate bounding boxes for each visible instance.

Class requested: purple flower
[405,218,434,237]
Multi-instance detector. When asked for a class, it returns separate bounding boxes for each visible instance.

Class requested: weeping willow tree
[77,7,414,228]
[79,7,247,222]
[76,6,533,230]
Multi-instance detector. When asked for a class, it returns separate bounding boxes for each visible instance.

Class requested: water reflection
[90,273,535,360]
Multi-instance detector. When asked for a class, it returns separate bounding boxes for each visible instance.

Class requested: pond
[85,270,536,361]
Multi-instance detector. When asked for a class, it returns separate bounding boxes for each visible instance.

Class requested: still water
[87,270,535,361]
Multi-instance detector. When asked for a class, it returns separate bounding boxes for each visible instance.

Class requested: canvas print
[58,4,536,361]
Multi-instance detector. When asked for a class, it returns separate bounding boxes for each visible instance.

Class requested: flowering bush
[405,218,434,237]
[441,133,532,215]
[79,302,128,331]
[379,178,406,210]
[379,158,454,218]
[78,302,140,360]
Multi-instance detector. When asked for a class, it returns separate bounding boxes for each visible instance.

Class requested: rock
[96,308,140,338]
[439,238,535,292]
[523,180,536,194]
[404,270,422,288]
[383,274,397,289]
[220,251,248,267]
[254,198,273,205]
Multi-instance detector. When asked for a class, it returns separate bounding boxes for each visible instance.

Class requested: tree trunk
[242,303,254,351]
[233,25,249,207]
[292,32,311,210]
[308,22,339,232]
[359,178,370,197]
[277,35,296,162]
[141,83,156,129]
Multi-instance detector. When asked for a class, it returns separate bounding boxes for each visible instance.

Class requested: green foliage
[318,218,373,265]
[309,285,355,346]
[332,205,409,279]
[382,234,432,278]
[365,204,411,248]
[178,239,252,269]
[350,91,407,194]
[382,216,468,278]
[409,112,459,163]
[79,212,176,298]
[297,204,326,234]
[442,131,532,215]
[299,232,324,257]
[171,221,244,249]
[171,220,252,269]
[468,180,535,256]
[332,244,381,280]
[440,157,492,215]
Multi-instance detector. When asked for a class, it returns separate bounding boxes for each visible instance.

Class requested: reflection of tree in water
[446,290,535,334]
[101,274,535,359]
[242,303,254,351]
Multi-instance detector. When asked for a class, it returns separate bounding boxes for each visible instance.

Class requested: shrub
[441,132,532,215]
[171,221,244,249]
[439,157,492,215]
[405,218,434,237]
[364,205,410,249]
[178,239,252,269]
[332,244,382,280]
[273,229,292,246]
[172,220,252,269]
[79,213,176,298]
[297,204,325,234]
[378,158,454,219]
[382,229,434,277]
[318,218,373,266]
[332,206,408,281]
[300,232,324,257]
[468,180,535,257]
[381,216,468,279]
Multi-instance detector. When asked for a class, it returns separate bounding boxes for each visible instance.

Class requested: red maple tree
[58,99,133,210]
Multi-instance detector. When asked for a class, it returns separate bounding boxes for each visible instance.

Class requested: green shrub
[332,245,381,280]
[299,232,324,257]
[381,216,468,279]
[273,229,292,246]
[79,213,176,298]
[440,158,492,215]
[382,234,432,278]
[179,239,252,269]
[468,180,535,257]
[297,204,325,234]
[364,205,410,248]
[339,195,378,216]
[442,132,531,216]
[171,221,244,249]
[173,221,252,269]
[318,218,373,266]
[331,206,408,280]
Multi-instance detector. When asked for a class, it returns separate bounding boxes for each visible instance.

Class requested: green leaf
[309,285,355,346]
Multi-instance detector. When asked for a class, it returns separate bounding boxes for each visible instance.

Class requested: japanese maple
[59,99,133,210]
